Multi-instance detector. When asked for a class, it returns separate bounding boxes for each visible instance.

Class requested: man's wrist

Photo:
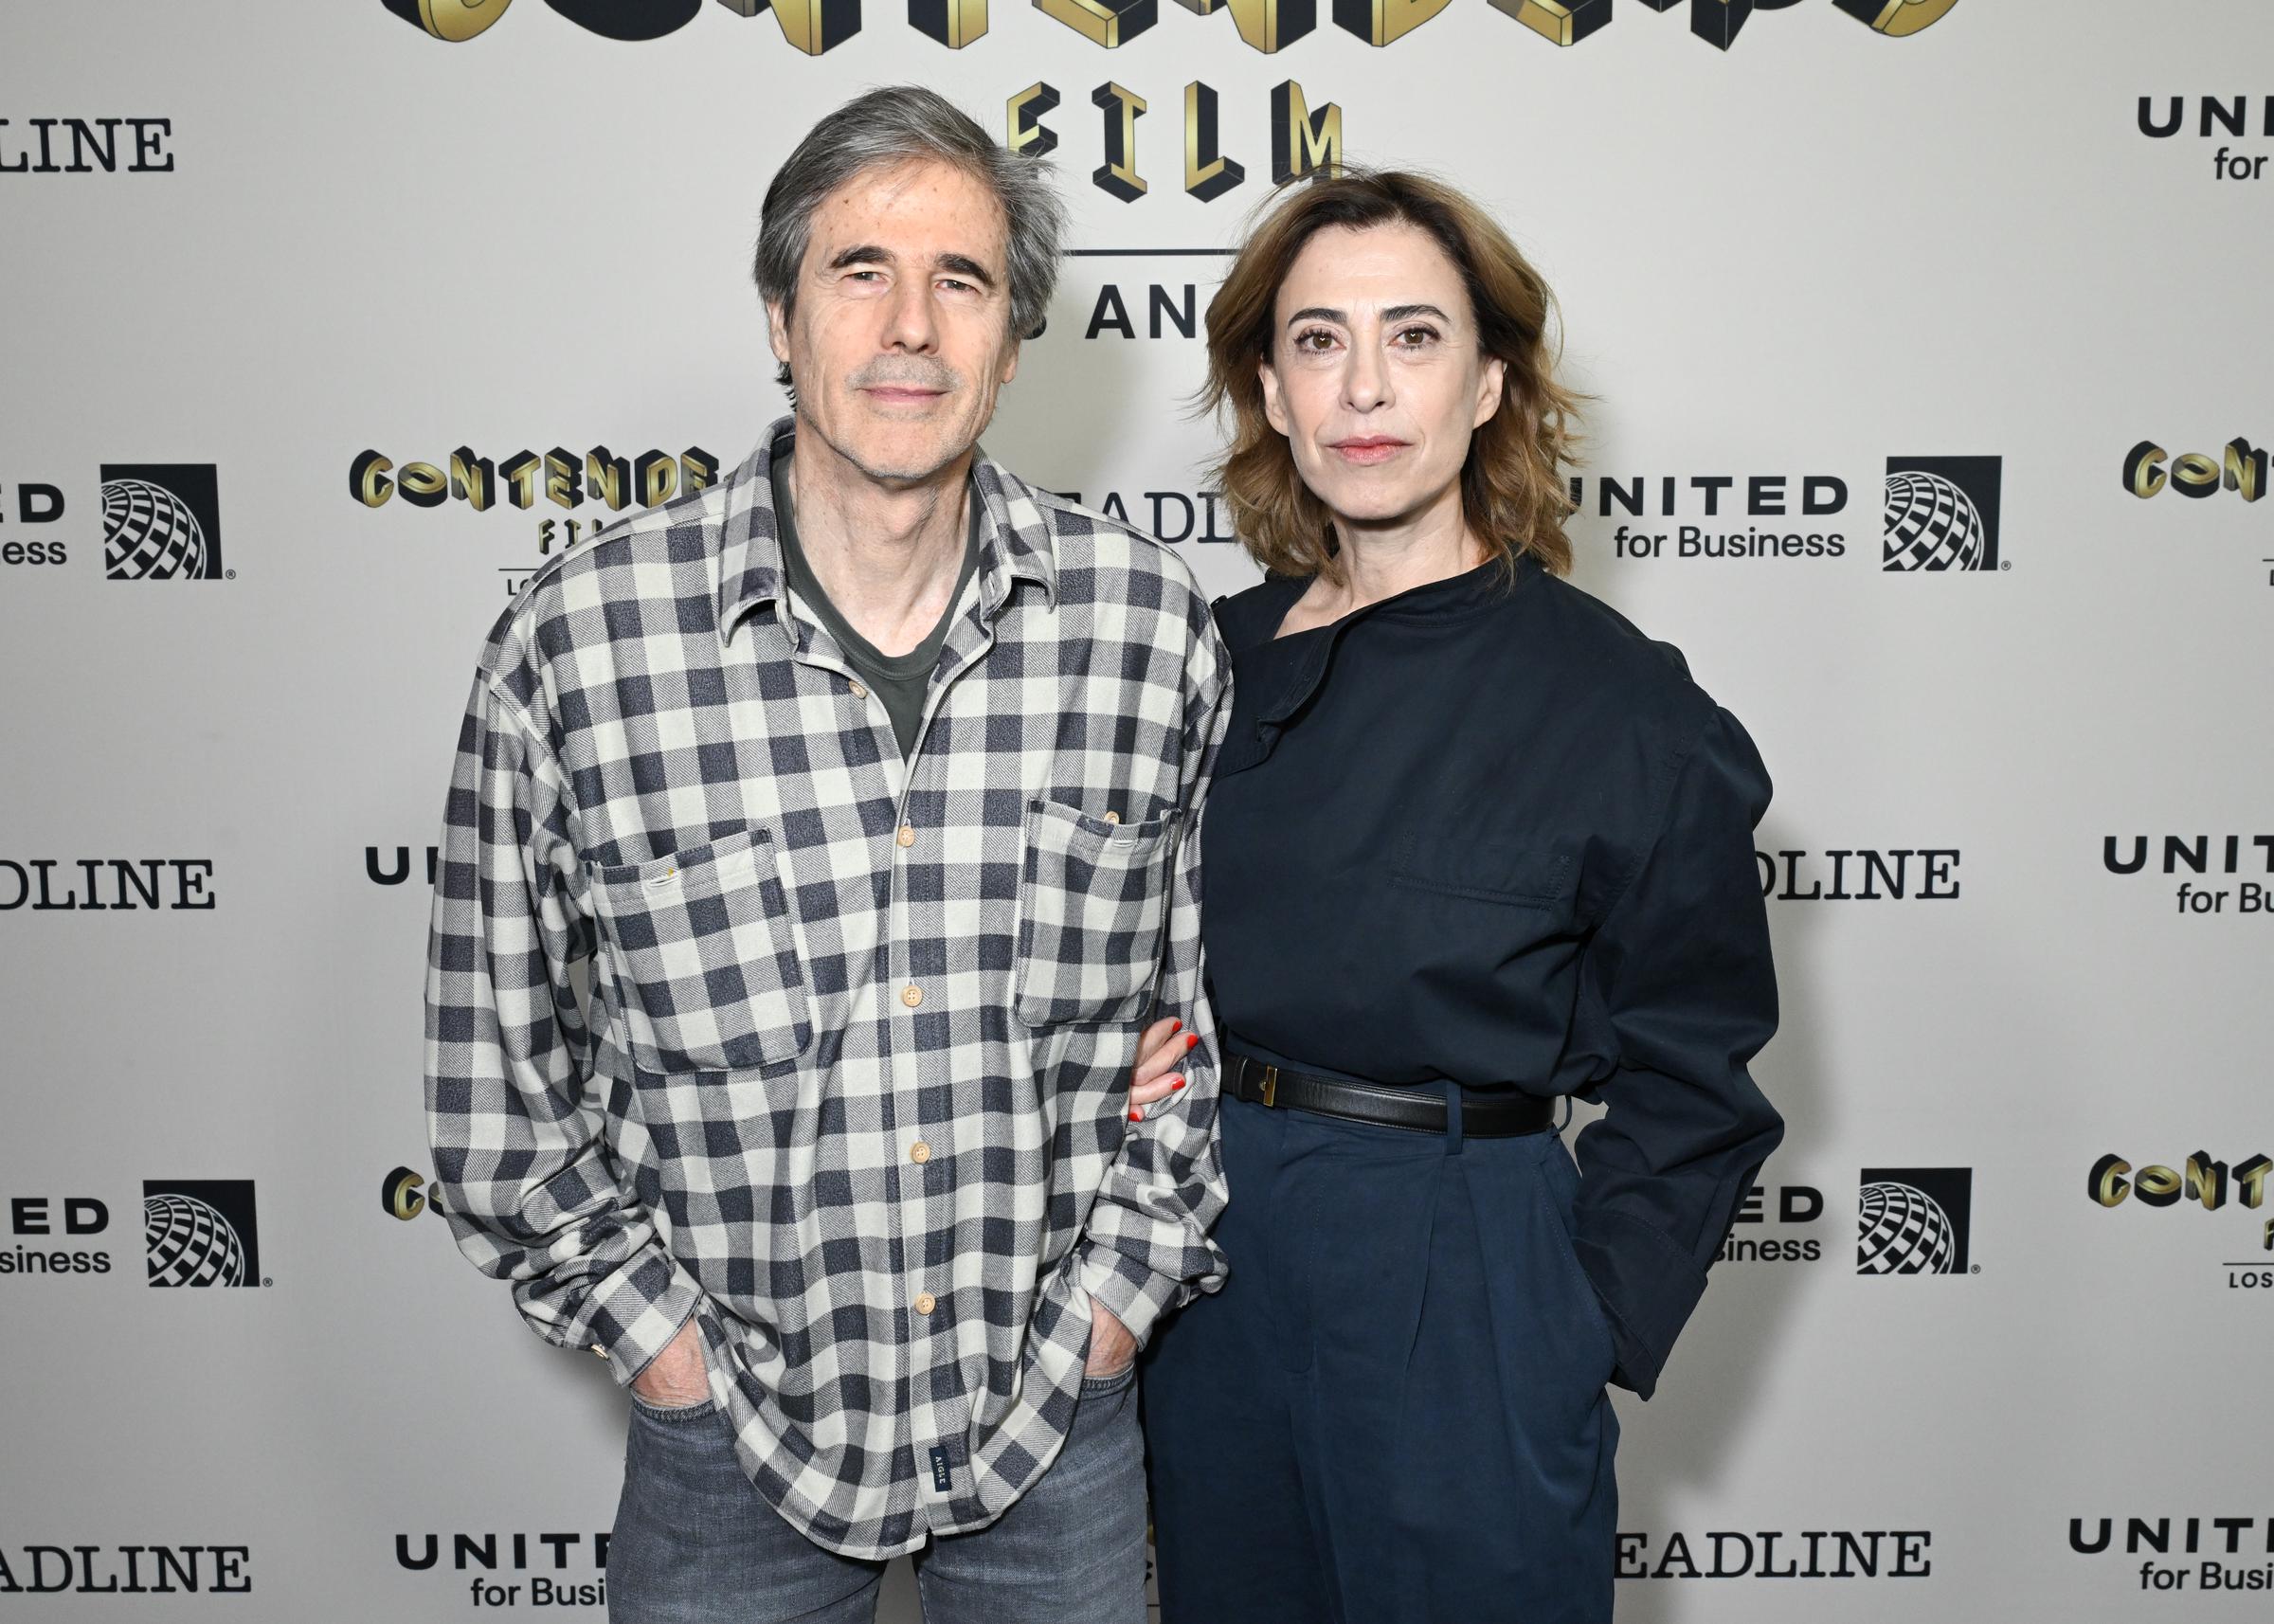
[1074,1242,1182,1351]
[1086,1297,1138,1373]
[628,1317,709,1399]
[586,1254,704,1390]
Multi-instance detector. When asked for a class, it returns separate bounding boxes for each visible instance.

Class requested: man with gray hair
[424,85,1229,1622]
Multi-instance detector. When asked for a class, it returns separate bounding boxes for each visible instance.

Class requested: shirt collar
[714,416,1057,645]
[1244,555,1533,728]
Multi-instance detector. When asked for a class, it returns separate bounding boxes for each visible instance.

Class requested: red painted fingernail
[1129,1110,1142,1123]
[1169,1019,1182,1033]
[1172,1079,1186,1091]
[1185,1033,1200,1049]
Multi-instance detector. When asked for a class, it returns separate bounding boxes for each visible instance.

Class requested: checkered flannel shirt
[424,419,1230,1558]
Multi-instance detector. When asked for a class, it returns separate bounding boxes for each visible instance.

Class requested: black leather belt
[1224,1054,1556,1138]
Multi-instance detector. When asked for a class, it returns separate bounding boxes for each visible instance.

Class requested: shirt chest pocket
[1013,799,1181,1027]
[587,827,814,1075]
[1390,829,1574,911]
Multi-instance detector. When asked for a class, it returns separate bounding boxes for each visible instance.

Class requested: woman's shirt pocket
[1390,828,1575,912]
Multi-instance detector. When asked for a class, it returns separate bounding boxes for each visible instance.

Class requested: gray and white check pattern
[424,419,1230,1559]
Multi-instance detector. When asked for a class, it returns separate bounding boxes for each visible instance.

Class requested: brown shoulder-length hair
[1200,169,1582,582]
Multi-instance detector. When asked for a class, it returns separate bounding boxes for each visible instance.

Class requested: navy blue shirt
[1202,556,1783,1399]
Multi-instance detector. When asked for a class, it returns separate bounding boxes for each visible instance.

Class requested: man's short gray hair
[756,86,1066,389]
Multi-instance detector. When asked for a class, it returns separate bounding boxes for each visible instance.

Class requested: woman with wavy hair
[1124,171,1786,1622]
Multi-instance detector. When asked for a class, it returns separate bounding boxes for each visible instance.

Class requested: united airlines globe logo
[139,1180,263,1288]
[101,478,208,579]
[1855,1167,1974,1276]
[1879,455,2003,574]
[1882,473,1985,570]
[96,463,226,581]
[143,1194,244,1286]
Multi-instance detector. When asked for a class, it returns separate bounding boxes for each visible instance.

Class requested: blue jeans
[608,1362,1147,1624]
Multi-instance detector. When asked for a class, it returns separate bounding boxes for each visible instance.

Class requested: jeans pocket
[631,1392,719,1423]
[1080,1362,1138,1397]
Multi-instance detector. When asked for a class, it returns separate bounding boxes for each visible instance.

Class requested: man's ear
[1001,334,1020,388]
[766,298,792,373]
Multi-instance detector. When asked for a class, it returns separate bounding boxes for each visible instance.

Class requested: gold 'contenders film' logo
[2090,1151,2274,1293]
[350,442,719,589]
[2124,437,2265,504]
[2121,435,2272,591]
[380,2,1958,205]
[383,1166,440,1221]
[381,0,1958,54]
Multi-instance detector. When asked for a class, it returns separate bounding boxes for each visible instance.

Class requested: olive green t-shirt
[770,448,982,760]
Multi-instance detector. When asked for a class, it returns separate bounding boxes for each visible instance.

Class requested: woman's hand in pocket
[1127,1016,1199,1124]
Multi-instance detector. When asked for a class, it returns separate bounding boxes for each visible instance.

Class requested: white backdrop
[4,1,2273,1618]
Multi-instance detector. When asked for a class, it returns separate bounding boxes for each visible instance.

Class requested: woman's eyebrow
[1282,302,1451,327]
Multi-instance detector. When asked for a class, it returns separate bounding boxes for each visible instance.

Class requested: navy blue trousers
[1142,1092,1619,1624]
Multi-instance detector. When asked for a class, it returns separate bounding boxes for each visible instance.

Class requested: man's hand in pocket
[632,1319,710,1407]
[1086,1298,1137,1377]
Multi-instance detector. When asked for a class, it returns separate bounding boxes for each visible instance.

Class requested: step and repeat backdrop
[3,1,2271,1618]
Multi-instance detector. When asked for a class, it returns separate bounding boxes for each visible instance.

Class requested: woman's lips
[1328,438,1408,465]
